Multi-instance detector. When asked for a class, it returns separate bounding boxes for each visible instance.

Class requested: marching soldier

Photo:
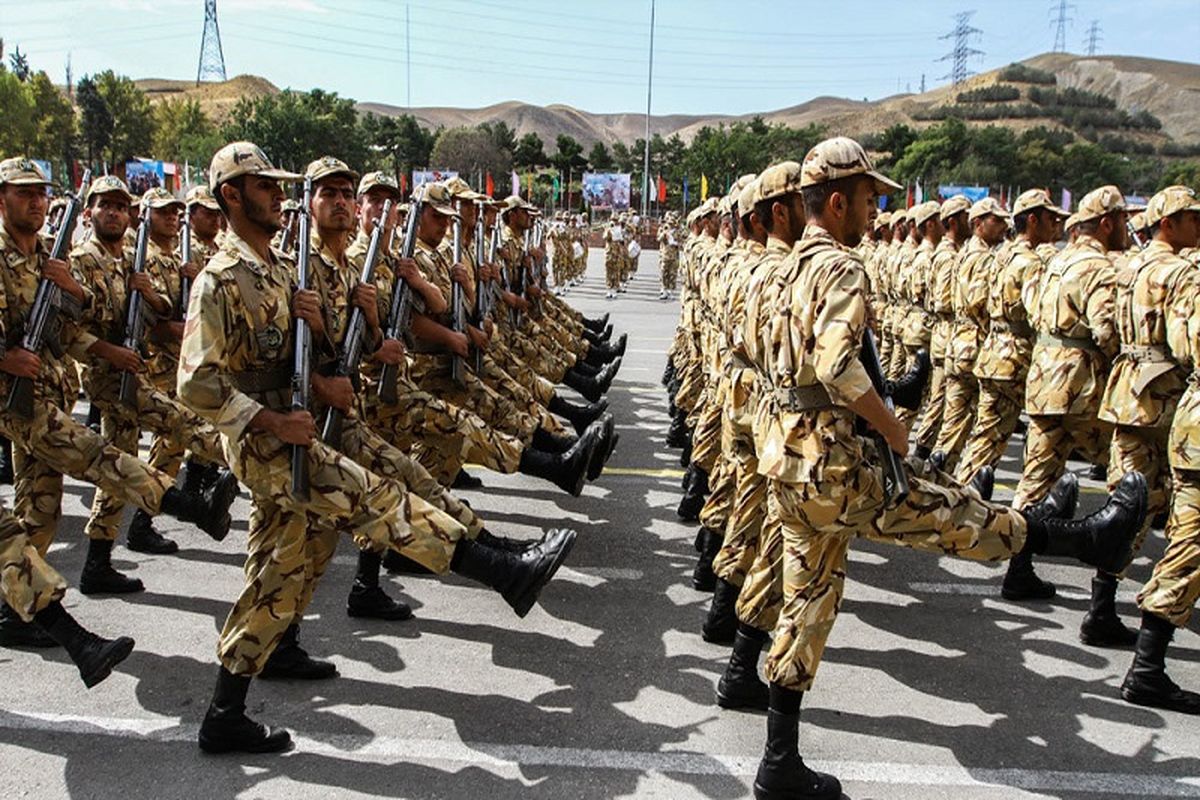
[743,138,1145,799]
[658,210,681,300]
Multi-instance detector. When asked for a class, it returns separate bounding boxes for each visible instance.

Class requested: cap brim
[189,199,221,210]
[4,176,51,186]
[868,170,902,193]
[146,200,185,209]
[258,168,303,182]
[428,202,460,218]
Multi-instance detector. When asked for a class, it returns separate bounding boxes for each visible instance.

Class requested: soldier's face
[419,206,451,245]
[149,205,181,240]
[89,193,131,243]
[1109,210,1129,251]
[839,179,874,247]
[312,177,356,233]
[358,189,398,236]
[976,214,1007,245]
[236,177,285,234]
[458,201,477,231]
[1168,210,1200,250]
[190,206,222,240]
[0,184,48,234]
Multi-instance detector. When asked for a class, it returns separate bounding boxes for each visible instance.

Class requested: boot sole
[347,605,415,621]
[79,581,145,596]
[199,729,294,754]
[715,683,769,712]
[510,529,578,619]
[81,636,135,689]
[1122,685,1200,715]
[201,474,241,541]
[126,540,180,555]
[754,779,841,800]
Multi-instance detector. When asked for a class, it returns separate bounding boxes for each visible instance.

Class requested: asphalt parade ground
[1,248,1198,800]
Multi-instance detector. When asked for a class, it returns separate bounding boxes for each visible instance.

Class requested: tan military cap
[281,198,300,213]
[729,173,757,200]
[444,176,488,202]
[500,194,537,215]
[968,196,1011,223]
[1129,211,1148,232]
[737,177,761,218]
[209,141,300,190]
[305,156,359,185]
[0,157,51,187]
[141,186,184,210]
[86,175,133,204]
[909,200,941,227]
[755,161,803,204]
[357,170,402,199]
[1064,213,1079,231]
[185,185,220,210]
[419,182,460,217]
[938,195,972,221]
[1074,185,1125,224]
[1012,188,1067,218]
[874,211,892,228]
[1145,185,1200,227]
[800,137,901,193]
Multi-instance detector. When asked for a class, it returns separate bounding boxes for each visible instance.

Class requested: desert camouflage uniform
[672,232,718,417]
[178,229,465,675]
[915,235,961,451]
[885,235,916,378]
[690,237,739,473]
[0,502,67,621]
[874,236,898,374]
[658,221,681,292]
[954,238,1041,482]
[603,221,626,290]
[1012,234,1117,509]
[142,236,193,476]
[896,234,934,427]
[933,234,993,471]
[755,225,1025,692]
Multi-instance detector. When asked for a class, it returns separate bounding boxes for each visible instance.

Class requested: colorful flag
[485,171,494,197]
[700,174,708,201]
[914,179,923,204]
[552,174,561,201]
[1061,188,1072,212]
[400,173,409,194]
[657,175,667,203]
[906,184,913,209]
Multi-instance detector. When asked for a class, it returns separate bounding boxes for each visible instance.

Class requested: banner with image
[582,172,631,210]
[937,185,989,203]
[125,160,165,196]
[412,169,459,187]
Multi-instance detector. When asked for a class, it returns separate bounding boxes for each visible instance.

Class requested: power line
[197,0,227,84]
[1084,19,1102,56]
[937,11,983,86]
[1050,0,1074,53]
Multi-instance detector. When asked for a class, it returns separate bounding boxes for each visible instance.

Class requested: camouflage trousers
[217,421,466,676]
[86,373,226,542]
[362,381,524,486]
[496,321,570,381]
[699,454,735,538]
[146,365,188,477]
[1137,468,1200,628]
[490,340,559,405]
[953,378,1024,485]
[914,323,951,451]
[878,313,895,379]
[0,503,67,622]
[711,422,766,587]
[690,381,727,474]
[605,248,623,289]
[895,345,927,429]
[1105,424,1169,574]
[1012,412,1112,510]
[661,253,679,291]
[932,369,979,473]
[412,360,539,445]
[544,292,585,331]
[736,491,784,633]
[673,338,706,416]
[476,352,568,437]
[764,450,1026,691]
[0,386,173,552]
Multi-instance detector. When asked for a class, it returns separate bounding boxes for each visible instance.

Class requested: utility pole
[1050,0,1074,53]
[937,11,983,86]
[65,52,73,98]
[196,0,227,84]
[1084,19,1102,56]
[641,0,655,217]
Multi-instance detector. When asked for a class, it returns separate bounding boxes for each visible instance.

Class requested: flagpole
[640,0,655,218]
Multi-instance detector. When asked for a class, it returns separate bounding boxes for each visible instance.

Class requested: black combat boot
[160,469,240,541]
[519,430,596,497]
[583,335,626,366]
[662,360,676,387]
[666,415,691,449]
[451,469,484,489]
[581,313,608,332]
[680,437,693,468]
[0,436,13,485]
[259,623,338,680]
[126,509,179,555]
[548,393,609,434]
[79,538,144,595]
[1024,472,1147,574]
[1080,572,1138,647]
[586,414,618,481]
[717,624,770,711]
[347,550,413,621]
[532,426,577,454]
[1120,612,1200,714]
[677,466,709,521]
[33,601,134,688]
[1002,473,1080,601]
[572,358,603,377]
[179,458,220,497]
[691,526,721,592]
[968,465,995,501]
[914,444,932,462]
[450,529,577,618]
[753,684,842,800]
[582,327,610,347]
[198,666,293,754]
[703,577,740,645]
[476,529,545,554]
[86,403,101,434]
[0,601,58,649]
[382,550,435,575]
[887,349,930,410]
[562,368,604,403]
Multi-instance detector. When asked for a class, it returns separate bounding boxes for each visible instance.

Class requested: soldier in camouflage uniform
[1120,185,1200,715]
[183,144,578,755]
[913,195,972,459]
[0,158,236,651]
[895,201,938,428]
[743,139,1146,800]
[658,210,681,299]
[71,179,236,591]
[603,214,626,299]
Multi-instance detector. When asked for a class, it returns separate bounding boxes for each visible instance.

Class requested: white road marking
[3,710,1197,796]
[909,581,1139,603]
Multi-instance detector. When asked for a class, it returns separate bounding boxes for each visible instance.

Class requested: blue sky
[3,0,1197,115]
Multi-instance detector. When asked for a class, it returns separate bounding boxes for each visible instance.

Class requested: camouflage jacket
[946,235,993,376]
[1025,234,1117,416]
[1166,275,1200,469]
[974,237,1041,382]
[927,236,961,361]
[143,236,185,388]
[753,225,874,484]
[900,237,935,347]
[1098,239,1196,428]
[737,237,792,429]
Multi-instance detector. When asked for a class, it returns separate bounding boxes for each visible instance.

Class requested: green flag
[552,174,561,201]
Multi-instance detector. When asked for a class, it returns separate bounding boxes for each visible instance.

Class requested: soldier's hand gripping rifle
[530,219,546,317]
[178,208,193,321]
[511,229,529,328]
[6,169,91,418]
[290,177,314,500]
[377,187,424,405]
[450,200,467,385]
[320,199,392,448]
[472,200,487,373]
[861,329,909,506]
[1127,220,1148,251]
[117,207,152,406]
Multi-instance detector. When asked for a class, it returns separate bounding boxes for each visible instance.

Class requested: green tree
[428,126,512,178]
[76,75,112,168]
[8,47,31,81]
[0,67,37,156]
[361,112,435,179]
[478,120,517,157]
[28,71,76,173]
[514,132,547,169]
[93,70,154,165]
[152,98,222,168]
[588,141,614,171]
[222,88,369,172]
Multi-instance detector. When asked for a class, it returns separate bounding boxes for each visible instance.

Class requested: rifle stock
[178,211,192,321]
[861,330,909,506]
[450,201,466,385]
[291,177,314,500]
[117,208,151,407]
[378,188,424,404]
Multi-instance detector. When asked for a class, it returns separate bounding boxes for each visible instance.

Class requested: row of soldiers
[0,142,627,755]
[545,211,590,293]
[602,211,643,298]
[659,136,1198,798]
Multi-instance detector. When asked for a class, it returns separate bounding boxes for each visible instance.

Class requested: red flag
[485,171,494,197]
[906,184,914,209]
[657,175,667,203]
[400,173,409,194]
